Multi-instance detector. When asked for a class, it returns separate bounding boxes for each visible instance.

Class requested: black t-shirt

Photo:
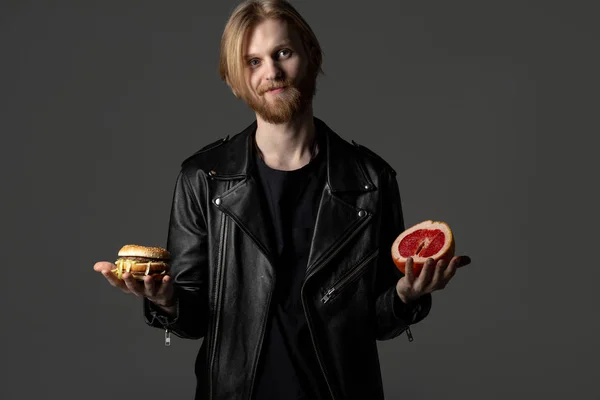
[251,133,330,400]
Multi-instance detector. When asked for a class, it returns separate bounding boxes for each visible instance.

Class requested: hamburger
[111,244,170,281]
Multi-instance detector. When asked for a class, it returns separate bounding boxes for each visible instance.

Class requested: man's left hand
[396,255,471,304]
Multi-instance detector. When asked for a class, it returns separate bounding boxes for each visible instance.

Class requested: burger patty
[112,257,169,280]
[118,256,169,263]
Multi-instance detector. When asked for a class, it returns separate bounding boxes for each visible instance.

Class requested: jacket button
[364,184,371,190]
[358,210,366,217]
[214,198,222,206]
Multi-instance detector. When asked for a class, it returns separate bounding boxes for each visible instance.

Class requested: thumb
[93,261,115,273]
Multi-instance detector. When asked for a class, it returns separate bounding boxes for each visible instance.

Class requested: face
[241,18,316,124]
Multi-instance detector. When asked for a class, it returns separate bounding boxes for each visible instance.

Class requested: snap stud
[214,198,222,206]
[358,210,366,217]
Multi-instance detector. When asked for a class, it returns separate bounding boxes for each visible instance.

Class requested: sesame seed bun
[117,244,170,260]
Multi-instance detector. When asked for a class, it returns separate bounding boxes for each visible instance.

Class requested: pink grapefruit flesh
[391,220,455,276]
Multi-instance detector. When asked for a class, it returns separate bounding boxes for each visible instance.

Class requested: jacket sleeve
[143,168,210,340]
[374,167,432,341]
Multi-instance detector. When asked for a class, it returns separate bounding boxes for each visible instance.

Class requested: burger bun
[111,244,171,281]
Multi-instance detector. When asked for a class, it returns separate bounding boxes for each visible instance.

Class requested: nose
[264,59,283,81]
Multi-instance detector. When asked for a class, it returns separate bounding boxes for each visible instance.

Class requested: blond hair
[218,0,324,98]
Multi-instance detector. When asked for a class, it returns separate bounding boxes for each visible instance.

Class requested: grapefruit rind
[391,220,455,275]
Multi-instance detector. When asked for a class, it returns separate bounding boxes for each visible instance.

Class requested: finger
[430,259,448,289]
[404,257,414,284]
[98,267,130,292]
[156,275,173,295]
[156,275,175,302]
[93,261,115,273]
[443,259,459,282]
[122,272,144,296]
[457,255,472,268]
[143,275,158,297]
[145,275,175,306]
[93,261,117,284]
[102,269,122,286]
[415,258,435,291]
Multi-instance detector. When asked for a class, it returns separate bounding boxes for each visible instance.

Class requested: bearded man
[94,1,471,399]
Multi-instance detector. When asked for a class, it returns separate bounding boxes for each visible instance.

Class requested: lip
[267,87,285,94]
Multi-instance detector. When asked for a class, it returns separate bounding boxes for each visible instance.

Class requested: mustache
[258,81,292,95]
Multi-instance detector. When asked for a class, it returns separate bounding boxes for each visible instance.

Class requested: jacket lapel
[304,118,375,275]
[208,122,279,265]
[217,174,279,265]
[209,117,376,273]
[305,186,373,276]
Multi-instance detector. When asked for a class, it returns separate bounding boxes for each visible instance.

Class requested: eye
[278,49,292,58]
[248,58,260,67]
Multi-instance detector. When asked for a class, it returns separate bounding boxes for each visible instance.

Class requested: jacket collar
[210,117,374,193]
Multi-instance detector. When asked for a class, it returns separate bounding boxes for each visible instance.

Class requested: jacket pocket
[321,249,380,304]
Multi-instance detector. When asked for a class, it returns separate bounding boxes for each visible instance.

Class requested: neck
[254,105,318,171]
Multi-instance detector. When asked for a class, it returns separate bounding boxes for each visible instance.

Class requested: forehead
[245,18,301,56]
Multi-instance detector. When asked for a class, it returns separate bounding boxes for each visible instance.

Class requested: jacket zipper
[321,252,415,342]
[208,200,229,400]
[164,328,171,346]
[321,249,379,304]
[247,267,276,400]
[319,248,413,340]
[301,210,373,400]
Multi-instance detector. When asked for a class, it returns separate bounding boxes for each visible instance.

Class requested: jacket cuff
[143,297,180,329]
[392,290,432,325]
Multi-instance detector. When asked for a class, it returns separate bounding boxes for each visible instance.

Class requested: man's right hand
[93,261,175,308]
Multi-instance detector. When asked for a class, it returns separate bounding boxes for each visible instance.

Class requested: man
[94,1,471,399]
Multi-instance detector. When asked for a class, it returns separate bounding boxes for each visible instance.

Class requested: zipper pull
[321,287,336,303]
[165,329,171,346]
[406,326,413,342]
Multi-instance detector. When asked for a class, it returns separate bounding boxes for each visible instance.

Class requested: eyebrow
[245,41,292,60]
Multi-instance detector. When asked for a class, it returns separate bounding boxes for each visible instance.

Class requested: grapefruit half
[391,220,455,276]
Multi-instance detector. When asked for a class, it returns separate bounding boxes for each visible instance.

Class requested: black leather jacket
[144,117,432,400]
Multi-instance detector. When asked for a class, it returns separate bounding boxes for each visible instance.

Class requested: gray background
[1,1,598,399]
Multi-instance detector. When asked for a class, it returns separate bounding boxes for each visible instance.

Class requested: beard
[242,71,317,124]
